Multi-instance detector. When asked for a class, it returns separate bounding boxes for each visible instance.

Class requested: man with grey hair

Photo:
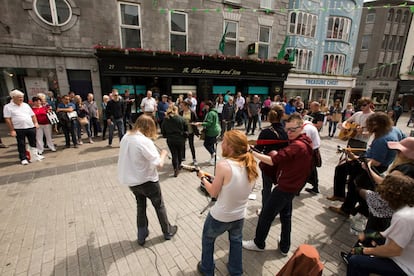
[3,89,44,165]
[84,93,100,137]
[186,91,197,113]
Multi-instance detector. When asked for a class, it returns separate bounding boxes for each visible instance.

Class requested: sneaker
[89,138,94,144]
[278,240,289,256]
[21,159,29,165]
[50,148,57,152]
[340,251,350,265]
[305,187,319,194]
[35,154,45,161]
[193,159,198,166]
[242,240,264,252]
[78,141,83,145]
[209,157,215,166]
[164,225,178,240]
[137,230,149,246]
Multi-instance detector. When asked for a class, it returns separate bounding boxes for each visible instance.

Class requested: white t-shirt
[3,102,35,129]
[381,206,414,276]
[140,97,157,112]
[118,131,161,186]
[210,159,254,222]
[347,111,374,142]
[303,121,320,149]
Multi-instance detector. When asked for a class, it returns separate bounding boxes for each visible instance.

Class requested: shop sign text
[182,67,241,76]
[305,79,339,86]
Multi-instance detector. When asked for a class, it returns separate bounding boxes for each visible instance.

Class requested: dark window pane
[171,13,186,32]
[36,0,53,24]
[122,28,141,48]
[258,45,268,59]
[121,4,139,26]
[56,0,70,24]
[171,34,186,52]
[225,22,237,39]
[259,27,270,43]
[224,41,236,56]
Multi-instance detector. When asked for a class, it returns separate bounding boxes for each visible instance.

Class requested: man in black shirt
[106,89,125,147]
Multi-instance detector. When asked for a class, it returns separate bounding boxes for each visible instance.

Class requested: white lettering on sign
[305,79,339,86]
[182,67,241,75]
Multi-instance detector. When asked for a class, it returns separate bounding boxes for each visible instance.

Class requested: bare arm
[157,149,168,169]
[362,238,403,257]
[251,147,275,166]
[4,118,16,137]
[197,160,230,198]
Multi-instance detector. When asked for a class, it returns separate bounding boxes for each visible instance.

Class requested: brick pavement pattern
[0,113,412,276]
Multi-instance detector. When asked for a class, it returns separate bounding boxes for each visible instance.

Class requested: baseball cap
[387,137,414,160]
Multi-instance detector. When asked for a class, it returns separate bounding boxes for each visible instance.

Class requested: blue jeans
[201,213,244,276]
[108,118,125,145]
[347,255,407,276]
[254,187,294,252]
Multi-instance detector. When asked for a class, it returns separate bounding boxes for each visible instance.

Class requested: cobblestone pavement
[0,113,413,276]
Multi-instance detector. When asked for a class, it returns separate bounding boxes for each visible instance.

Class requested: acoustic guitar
[338,122,359,141]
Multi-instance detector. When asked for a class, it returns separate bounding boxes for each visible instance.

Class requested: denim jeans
[254,187,294,252]
[347,255,407,276]
[15,128,36,160]
[204,135,217,155]
[108,118,125,145]
[200,213,244,276]
[129,181,173,240]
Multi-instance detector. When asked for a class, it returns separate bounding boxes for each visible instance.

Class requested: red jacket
[270,134,313,193]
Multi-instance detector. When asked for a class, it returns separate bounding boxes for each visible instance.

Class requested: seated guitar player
[328,112,405,218]
[326,98,374,203]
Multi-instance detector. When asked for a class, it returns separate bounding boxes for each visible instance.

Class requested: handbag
[78,117,89,126]
[46,111,59,124]
[67,111,78,120]
[199,128,206,140]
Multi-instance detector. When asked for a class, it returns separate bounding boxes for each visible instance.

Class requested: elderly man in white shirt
[3,89,44,165]
[140,90,157,119]
[186,91,198,113]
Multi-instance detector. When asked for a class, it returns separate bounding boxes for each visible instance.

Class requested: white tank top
[210,159,254,222]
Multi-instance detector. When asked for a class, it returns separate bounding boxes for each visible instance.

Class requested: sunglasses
[285,126,301,132]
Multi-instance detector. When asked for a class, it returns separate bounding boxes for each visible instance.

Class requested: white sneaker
[242,240,264,252]
[21,159,29,165]
[209,157,215,166]
[35,154,45,161]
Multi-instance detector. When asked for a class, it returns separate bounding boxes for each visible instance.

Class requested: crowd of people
[2,88,414,275]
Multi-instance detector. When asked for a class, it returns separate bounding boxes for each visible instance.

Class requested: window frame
[366,10,376,23]
[118,2,142,49]
[326,16,351,41]
[33,0,72,26]
[169,11,188,52]
[288,11,317,38]
[322,54,346,75]
[289,48,313,72]
[260,0,273,10]
[258,25,271,59]
[223,20,239,56]
[361,35,371,50]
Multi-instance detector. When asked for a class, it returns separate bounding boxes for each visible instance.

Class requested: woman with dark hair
[161,105,187,177]
[194,100,221,166]
[254,104,288,214]
[346,171,414,276]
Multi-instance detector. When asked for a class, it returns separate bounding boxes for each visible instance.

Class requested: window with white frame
[119,3,141,48]
[260,0,273,9]
[258,26,271,59]
[366,10,376,23]
[322,54,346,75]
[361,35,371,50]
[288,11,317,38]
[326,16,351,41]
[288,48,313,71]
[170,11,187,52]
[223,21,238,56]
[34,0,72,26]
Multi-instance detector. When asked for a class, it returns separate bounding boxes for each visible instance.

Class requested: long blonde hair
[222,130,258,183]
